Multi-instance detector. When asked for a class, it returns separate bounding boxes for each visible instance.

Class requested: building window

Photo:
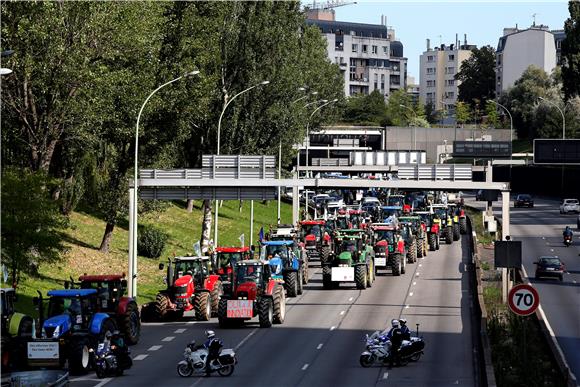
[448,54,455,61]
[427,80,436,87]
[445,67,455,74]
[427,67,436,74]
[427,55,434,62]
[446,79,455,86]
[556,40,562,49]
[352,44,358,53]
[381,74,385,90]
[372,45,378,54]
[383,46,388,54]
[362,45,368,53]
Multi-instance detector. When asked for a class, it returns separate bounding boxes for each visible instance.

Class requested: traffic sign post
[508,284,539,316]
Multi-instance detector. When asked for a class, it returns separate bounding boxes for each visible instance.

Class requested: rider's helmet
[105,331,113,340]
[391,319,400,328]
[399,318,407,326]
[205,330,215,339]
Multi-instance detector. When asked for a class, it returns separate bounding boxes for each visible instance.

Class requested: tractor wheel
[121,302,141,345]
[322,265,333,289]
[18,316,33,338]
[297,270,304,295]
[436,234,440,250]
[284,271,298,298]
[68,338,91,375]
[367,260,374,287]
[273,286,286,324]
[154,293,170,321]
[408,240,417,263]
[194,292,211,321]
[400,254,406,274]
[424,238,429,256]
[391,255,401,276]
[258,297,274,328]
[217,298,229,328]
[453,223,460,241]
[445,227,453,244]
[428,234,437,251]
[321,246,331,265]
[302,258,309,284]
[210,281,223,317]
[417,239,424,258]
[355,265,367,289]
[459,217,467,234]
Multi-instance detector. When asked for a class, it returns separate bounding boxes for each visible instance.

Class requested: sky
[323,0,570,80]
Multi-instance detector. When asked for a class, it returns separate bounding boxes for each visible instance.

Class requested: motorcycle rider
[386,319,403,366]
[399,318,411,340]
[563,226,573,240]
[204,330,223,377]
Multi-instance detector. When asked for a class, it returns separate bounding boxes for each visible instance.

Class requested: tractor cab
[42,289,100,339]
[334,211,351,230]
[270,224,299,242]
[333,229,366,262]
[158,256,211,310]
[387,195,406,208]
[300,220,325,244]
[1,288,16,331]
[370,224,398,254]
[348,210,364,228]
[76,275,127,312]
[381,206,402,222]
[232,260,272,297]
[214,247,252,282]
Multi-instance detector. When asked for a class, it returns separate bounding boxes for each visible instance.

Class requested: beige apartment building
[419,36,475,111]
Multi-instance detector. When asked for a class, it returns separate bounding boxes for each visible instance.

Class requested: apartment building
[306,14,407,97]
[495,24,565,95]
[419,35,475,111]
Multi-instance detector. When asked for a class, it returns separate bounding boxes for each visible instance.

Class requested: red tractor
[72,274,141,345]
[300,220,333,264]
[217,260,286,328]
[370,223,407,276]
[154,256,223,321]
[213,246,253,283]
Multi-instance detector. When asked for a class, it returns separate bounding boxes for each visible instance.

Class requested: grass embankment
[466,207,564,387]
[9,200,293,317]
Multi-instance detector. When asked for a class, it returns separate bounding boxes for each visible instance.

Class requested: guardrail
[398,164,472,180]
[467,215,497,387]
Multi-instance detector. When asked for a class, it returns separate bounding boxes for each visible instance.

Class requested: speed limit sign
[508,284,540,316]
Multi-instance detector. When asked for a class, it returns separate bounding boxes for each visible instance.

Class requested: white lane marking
[234,328,258,351]
[148,345,162,351]
[330,326,336,331]
[419,264,422,267]
[550,249,554,252]
[94,379,112,387]
[409,292,414,297]
[133,354,149,361]
[413,282,417,285]
[573,280,577,284]
[174,328,187,334]
[542,237,546,240]
[162,336,175,342]
[317,343,323,350]
[302,363,309,371]
[415,272,420,277]
[383,372,389,380]
[349,297,354,302]
[340,310,345,315]
[405,305,410,309]
[187,321,196,325]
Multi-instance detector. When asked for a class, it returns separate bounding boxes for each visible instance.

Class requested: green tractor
[323,229,375,290]
[398,216,428,259]
[1,288,33,371]
[430,204,453,245]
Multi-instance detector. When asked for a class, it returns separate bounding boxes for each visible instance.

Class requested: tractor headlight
[52,325,60,338]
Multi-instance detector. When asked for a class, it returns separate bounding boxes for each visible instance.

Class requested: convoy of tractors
[1,190,466,381]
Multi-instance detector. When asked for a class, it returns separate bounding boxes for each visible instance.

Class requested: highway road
[71,234,475,387]
[468,195,580,382]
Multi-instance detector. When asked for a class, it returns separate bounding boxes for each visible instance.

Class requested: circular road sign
[508,284,540,316]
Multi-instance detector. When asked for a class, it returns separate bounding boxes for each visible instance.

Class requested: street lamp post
[400,104,417,150]
[214,80,270,246]
[489,99,513,147]
[538,96,566,139]
[131,70,199,297]
[304,98,338,219]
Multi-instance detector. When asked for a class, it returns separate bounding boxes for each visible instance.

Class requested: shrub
[137,226,168,258]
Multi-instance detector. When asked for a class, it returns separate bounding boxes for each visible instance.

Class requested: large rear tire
[355,265,367,289]
[121,302,140,345]
[445,227,453,244]
[459,217,467,234]
[297,269,304,295]
[399,254,406,274]
[417,238,424,258]
[408,240,417,263]
[210,281,223,317]
[69,338,91,375]
[154,293,170,321]
[428,234,437,251]
[194,292,211,321]
[217,298,230,328]
[391,254,401,276]
[284,271,298,298]
[453,223,460,241]
[258,297,273,328]
[321,246,331,265]
[273,286,286,324]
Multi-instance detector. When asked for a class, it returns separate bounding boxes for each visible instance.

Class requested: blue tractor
[261,240,306,297]
[30,289,117,374]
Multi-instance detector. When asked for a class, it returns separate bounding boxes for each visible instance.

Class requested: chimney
[426,38,431,51]
[464,33,467,46]
[455,33,458,48]
[381,15,384,25]
[440,44,445,50]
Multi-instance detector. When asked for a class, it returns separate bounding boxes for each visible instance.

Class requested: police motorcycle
[92,331,133,378]
[359,323,425,367]
[176,339,237,377]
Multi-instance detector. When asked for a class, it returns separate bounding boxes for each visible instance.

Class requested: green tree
[343,90,386,125]
[484,100,500,129]
[562,0,580,101]
[386,89,412,126]
[455,46,496,108]
[455,101,471,127]
[1,168,68,287]
[424,102,438,124]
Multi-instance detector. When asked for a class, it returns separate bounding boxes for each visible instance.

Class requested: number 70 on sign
[508,284,540,316]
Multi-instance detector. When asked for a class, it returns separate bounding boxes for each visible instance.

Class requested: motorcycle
[177,341,237,377]
[359,326,425,368]
[564,235,572,247]
[92,339,132,378]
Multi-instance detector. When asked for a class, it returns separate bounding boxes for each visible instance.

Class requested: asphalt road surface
[71,234,475,387]
[468,195,580,382]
